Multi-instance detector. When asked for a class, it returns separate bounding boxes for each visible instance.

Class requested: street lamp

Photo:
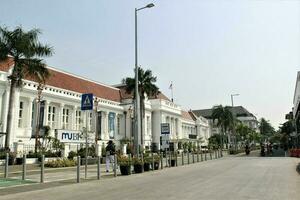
[230,93,239,152]
[134,3,155,155]
[231,93,239,107]
[35,83,44,153]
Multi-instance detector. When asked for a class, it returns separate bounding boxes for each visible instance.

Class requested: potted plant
[118,155,131,175]
[169,154,176,167]
[132,157,143,173]
[143,154,151,171]
[16,157,23,165]
[8,152,16,165]
[153,154,160,170]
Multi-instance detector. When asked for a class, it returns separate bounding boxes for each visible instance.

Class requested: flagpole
[170,81,174,102]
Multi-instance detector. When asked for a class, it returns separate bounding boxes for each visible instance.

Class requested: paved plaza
[1,153,299,200]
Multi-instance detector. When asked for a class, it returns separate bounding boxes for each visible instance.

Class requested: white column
[27,97,34,129]
[71,106,76,130]
[1,90,9,133]
[58,103,64,129]
[102,111,108,140]
[11,89,20,142]
[43,100,49,126]
[0,90,5,126]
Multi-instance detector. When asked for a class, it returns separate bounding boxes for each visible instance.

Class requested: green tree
[278,120,295,148]
[0,26,53,149]
[279,120,295,135]
[208,135,221,149]
[212,105,235,149]
[123,67,159,146]
[235,123,254,142]
[259,118,275,140]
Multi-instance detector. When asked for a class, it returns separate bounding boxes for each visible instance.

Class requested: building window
[108,112,115,139]
[18,101,24,128]
[48,106,56,129]
[62,108,69,129]
[75,110,82,130]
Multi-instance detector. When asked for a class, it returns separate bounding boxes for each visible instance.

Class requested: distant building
[192,106,258,137]
[292,72,300,146]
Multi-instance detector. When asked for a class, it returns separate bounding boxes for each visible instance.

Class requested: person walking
[105,140,116,172]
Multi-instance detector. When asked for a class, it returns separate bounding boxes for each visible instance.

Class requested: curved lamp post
[134,3,155,155]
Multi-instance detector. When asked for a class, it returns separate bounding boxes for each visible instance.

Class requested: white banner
[56,129,85,143]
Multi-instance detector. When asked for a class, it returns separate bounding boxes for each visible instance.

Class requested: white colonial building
[0,58,211,156]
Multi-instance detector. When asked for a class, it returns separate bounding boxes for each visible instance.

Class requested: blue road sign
[81,93,93,110]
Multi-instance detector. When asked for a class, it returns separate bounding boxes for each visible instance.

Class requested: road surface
[1,155,299,200]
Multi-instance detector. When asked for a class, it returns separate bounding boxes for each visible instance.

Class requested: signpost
[161,123,170,150]
[81,93,94,179]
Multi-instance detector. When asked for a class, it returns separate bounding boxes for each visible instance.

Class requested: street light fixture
[231,93,239,107]
[134,3,155,155]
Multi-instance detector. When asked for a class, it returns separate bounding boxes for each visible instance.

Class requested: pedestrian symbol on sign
[81,93,93,110]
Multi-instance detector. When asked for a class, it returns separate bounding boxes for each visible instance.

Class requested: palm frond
[20,58,50,84]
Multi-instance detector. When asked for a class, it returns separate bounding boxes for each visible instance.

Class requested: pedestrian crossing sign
[81,93,93,110]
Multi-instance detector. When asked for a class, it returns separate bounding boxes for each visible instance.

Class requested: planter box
[120,165,131,175]
[16,157,23,165]
[144,163,150,171]
[8,157,15,165]
[134,164,143,173]
[168,159,176,167]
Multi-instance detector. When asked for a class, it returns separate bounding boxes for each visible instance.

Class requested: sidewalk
[0,151,225,195]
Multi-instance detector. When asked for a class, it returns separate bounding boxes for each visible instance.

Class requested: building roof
[192,106,255,119]
[0,57,14,72]
[0,58,121,102]
[181,110,196,121]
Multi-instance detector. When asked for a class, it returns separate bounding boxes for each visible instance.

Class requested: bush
[45,158,76,168]
[77,146,96,158]
[68,151,77,160]
[132,157,142,165]
[118,155,130,166]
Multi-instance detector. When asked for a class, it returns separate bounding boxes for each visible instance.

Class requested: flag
[169,82,173,89]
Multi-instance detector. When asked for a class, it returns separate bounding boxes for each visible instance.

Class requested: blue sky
[1,0,300,128]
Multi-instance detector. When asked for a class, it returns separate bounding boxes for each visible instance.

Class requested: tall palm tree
[0,26,53,150]
[123,67,159,146]
[212,105,234,150]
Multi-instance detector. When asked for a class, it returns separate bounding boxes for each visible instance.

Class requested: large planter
[9,158,15,165]
[144,163,150,171]
[120,165,131,175]
[134,164,143,173]
[16,157,23,165]
[169,159,176,167]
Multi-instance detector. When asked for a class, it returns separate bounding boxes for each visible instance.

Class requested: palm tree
[0,26,53,150]
[212,105,234,150]
[123,67,159,147]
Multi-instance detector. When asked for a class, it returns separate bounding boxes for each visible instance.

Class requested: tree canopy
[0,26,53,149]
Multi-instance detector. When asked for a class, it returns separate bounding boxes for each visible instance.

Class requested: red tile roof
[0,58,121,102]
[181,110,196,121]
[0,57,14,72]
[46,68,121,102]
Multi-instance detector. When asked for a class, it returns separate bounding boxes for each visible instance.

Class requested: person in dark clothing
[105,140,115,172]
